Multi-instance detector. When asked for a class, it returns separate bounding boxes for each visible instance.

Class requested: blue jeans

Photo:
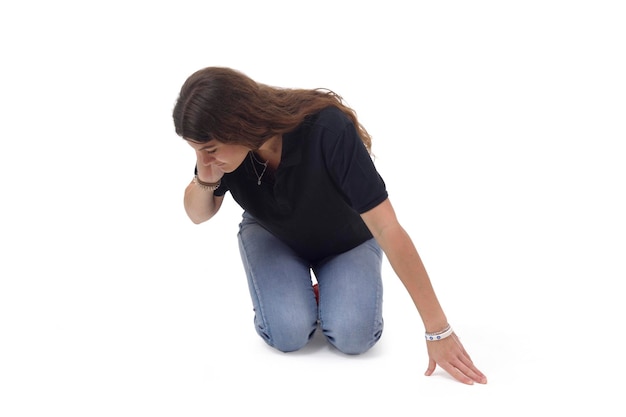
[237,212,384,355]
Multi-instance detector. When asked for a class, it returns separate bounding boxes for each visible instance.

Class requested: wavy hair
[172,67,372,153]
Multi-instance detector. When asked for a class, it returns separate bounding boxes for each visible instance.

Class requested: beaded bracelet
[425,324,454,341]
[193,175,221,191]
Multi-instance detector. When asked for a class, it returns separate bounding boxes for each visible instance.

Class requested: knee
[272,334,314,353]
[256,316,317,353]
[321,319,383,355]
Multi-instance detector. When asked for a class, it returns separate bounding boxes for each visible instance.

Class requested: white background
[1,1,624,415]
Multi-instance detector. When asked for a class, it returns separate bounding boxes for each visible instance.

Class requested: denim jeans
[237,211,384,355]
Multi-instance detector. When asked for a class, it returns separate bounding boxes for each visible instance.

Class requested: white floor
[1,1,625,416]
[1,204,622,416]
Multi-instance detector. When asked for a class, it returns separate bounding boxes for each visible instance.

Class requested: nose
[199,152,215,166]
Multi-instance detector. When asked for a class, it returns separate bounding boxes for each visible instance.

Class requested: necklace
[249,152,268,185]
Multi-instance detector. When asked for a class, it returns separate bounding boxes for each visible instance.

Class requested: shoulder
[287,107,352,140]
[311,106,353,132]
[283,106,356,156]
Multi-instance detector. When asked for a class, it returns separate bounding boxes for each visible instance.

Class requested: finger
[453,357,488,384]
[424,358,436,376]
[455,345,487,383]
[439,361,476,385]
[452,335,487,383]
[465,363,488,384]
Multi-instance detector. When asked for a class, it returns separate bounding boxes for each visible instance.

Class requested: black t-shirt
[215,106,388,262]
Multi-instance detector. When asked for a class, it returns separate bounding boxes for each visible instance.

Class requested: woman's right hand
[184,150,226,224]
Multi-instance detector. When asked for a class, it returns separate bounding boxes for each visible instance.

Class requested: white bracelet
[425,324,453,341]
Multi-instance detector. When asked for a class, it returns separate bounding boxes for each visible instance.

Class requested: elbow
[186,211,211,225]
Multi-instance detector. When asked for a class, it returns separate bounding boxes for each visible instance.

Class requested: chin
[220,166,235,173]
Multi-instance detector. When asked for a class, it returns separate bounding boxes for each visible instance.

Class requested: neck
[256,135,282,170]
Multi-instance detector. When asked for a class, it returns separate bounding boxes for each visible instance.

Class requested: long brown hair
[172,67,372,152]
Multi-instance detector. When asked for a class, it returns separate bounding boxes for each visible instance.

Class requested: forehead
[186,139,219,151]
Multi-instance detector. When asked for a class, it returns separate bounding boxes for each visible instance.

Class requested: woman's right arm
[183,179,224,224]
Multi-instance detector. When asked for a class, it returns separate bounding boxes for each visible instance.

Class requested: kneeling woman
[172,66,487,385]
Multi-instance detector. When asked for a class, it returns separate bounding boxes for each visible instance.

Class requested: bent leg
[314,238,384,355]
[237,212,318,352]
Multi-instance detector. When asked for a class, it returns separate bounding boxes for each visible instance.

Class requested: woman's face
[187,139,250,173]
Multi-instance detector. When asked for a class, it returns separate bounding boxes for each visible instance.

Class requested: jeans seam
[238,228,273,345]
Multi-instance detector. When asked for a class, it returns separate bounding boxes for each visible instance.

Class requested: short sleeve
[320,112,388,213]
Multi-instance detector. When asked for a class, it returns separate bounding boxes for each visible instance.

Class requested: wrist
[193,175,221,191]
[425,324,453,342]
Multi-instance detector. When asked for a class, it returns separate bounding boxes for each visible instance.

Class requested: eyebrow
[194,140,219,151]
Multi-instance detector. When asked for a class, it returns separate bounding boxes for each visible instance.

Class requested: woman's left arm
[361,198,487,385]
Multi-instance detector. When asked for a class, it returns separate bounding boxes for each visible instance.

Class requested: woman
[173,67,487,385]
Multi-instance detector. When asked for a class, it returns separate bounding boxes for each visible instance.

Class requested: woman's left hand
[425,333,488,385]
